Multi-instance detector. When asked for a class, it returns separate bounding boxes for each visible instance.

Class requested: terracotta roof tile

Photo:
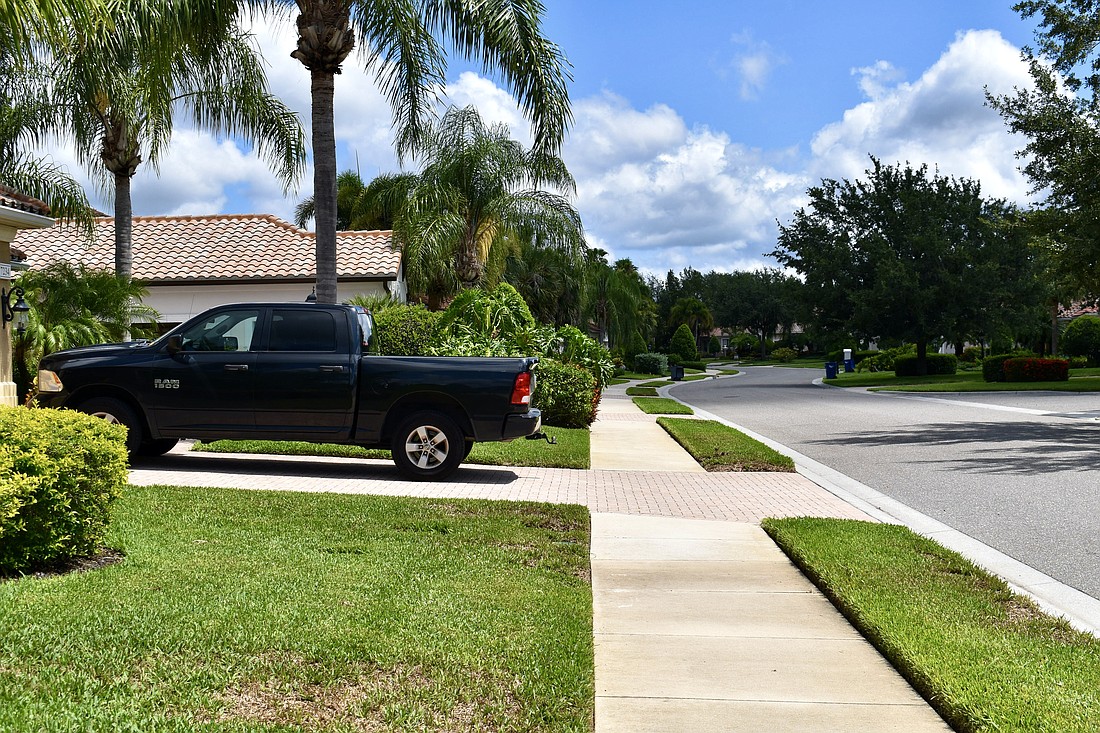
[1059,301,1099,319]
[0,185,51,217]
[12,214,399,283]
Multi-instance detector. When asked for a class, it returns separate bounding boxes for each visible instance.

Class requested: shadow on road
[805,420,1100,475]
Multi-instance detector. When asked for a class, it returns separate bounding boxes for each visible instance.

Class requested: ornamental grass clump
[0,407,128,573]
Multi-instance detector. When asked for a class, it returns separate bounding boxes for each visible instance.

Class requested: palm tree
[1,2,250,228]
[366,105,583,305]
[28,3,305,280]
[11,262,158,400]
[294,168,410,231]
[255,0,572,303]
[669,297,713,344]
[584,255,651,349]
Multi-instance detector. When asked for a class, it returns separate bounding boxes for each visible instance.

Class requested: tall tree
[990,0,1100,298]
[669,297,712,344]
[294,168,404,230]
[29,4,305,280]
[365,105,583,303]
[774,160,1040,369]
[257,0,572,304]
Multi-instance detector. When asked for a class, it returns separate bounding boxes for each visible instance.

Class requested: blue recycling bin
[844,358,855,372]
[824,361,838,379]
[670,364,685,381]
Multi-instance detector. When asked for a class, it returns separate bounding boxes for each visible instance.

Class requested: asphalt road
[670,367,1100,601]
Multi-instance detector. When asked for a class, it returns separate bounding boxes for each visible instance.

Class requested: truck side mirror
[166,334,183,355]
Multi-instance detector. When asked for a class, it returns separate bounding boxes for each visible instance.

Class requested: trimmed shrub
[982,352,1036,382]
[707,335,721,355]
[679,360,707,370]
[532,359,598,428]
[960,346,983,364]
[0,407,129,574]
[670,324,697,362]
[771,347,798,363]
[856,346,914,373]
[624,331,648,370]
[371,304,441,355]
[1003,357,1070,382]
[894,353,958,377]
[633,352,669,376]
[1062,315,1100,365]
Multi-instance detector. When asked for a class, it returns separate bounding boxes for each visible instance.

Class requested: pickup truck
[35,302,542,480]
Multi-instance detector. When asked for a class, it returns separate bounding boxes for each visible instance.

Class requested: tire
[76,396,144,455]
[463,440,475,459]
[138,438,179,456]
[391,411,465,481]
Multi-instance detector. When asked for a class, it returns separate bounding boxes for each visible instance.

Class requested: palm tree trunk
[312,68,339,304]
[114,172,133,280]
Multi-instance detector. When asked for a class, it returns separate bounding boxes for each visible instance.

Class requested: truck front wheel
[391,411,465,481]
[76,396,144,456]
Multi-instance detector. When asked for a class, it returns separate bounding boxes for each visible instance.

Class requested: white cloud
[810,29,1034,203]
[727,31,786,101]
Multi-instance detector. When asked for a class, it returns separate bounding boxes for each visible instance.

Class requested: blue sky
[46,1,1045,279]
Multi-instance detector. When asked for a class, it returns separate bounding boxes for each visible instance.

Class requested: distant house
[13,214,405,328]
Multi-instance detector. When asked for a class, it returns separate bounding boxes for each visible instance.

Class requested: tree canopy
[990,0,1100,298]
[774,159,1041,365]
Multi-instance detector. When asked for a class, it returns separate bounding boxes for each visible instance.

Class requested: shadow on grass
[131,452,523,484]
[805,421,1100,475]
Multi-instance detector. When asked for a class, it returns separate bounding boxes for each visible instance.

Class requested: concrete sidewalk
[588,393,951,731]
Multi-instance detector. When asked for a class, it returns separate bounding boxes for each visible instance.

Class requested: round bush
[0,407,129,574]
[1062,315,1100,364]
[532,359,599,428]
[894,353,957,377]
[633,352,669,376]
[372,304,441,355]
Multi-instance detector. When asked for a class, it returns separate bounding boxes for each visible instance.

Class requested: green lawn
[625,386,658,397]
[825,368,1100,392]
[0,486,593,732]
[656,417,794,472]
[763,518,1100,733]
[631,397,694,415]
[193,425,589,469]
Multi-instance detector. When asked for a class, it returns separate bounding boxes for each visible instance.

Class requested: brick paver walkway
[128,449,869,523]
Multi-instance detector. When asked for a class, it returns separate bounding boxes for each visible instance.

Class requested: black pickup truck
[36,302,542,480]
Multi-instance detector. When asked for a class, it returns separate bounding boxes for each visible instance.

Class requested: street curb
[662,381,1100,636]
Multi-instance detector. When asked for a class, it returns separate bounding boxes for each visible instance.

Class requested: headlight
[37,370,63,393]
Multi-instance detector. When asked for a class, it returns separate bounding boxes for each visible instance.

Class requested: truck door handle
[223,364,249,371]
[319,365,345,373]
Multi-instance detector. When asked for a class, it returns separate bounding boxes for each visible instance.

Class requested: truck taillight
[511,372,532,405]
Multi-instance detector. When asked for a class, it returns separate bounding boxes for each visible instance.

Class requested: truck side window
[269,310,338,352]
[180,309,259,352]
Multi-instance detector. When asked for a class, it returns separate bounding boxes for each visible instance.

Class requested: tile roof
[1059,301,1099,319]
[0,185,51,217]
[12,214,399,283]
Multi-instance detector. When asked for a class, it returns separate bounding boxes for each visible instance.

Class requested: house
[13,214,405,329]
[1,186,53,406]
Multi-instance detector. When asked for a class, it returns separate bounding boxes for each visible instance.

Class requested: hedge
[633,352,669,376]
[894,353,958,377]
[0,407,129,574]
[371,304,441,356]
[1003,357,1070,383]
[532,359,599,428]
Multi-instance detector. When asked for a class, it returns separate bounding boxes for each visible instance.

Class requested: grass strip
[631,397,694,415]
[0,486,593,731]
[625,386,658,397]
[656,417,794,472]
[193,425,589,469]
[762,518,1100,733]
[639,380,674,388]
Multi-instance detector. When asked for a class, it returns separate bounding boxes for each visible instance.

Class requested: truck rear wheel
[138,438,179,456]
[76,396,143,456]
[391,411,464,481]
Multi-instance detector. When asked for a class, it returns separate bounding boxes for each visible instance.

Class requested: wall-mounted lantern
[1,286,29,334]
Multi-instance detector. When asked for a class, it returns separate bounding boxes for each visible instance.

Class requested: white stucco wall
[144,280,399,325]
